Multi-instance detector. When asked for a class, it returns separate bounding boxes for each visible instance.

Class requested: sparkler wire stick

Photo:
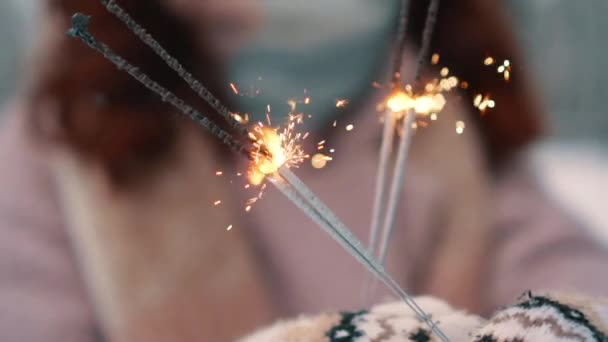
[98,0,247,136]
[66,13,245,155]
[367,0,410,271]
[365,0,441,303]
[67,11,450,341]
[366,110,395,258]
[376,0,441,266]
[377,109,415,263]
[363,0,412,304]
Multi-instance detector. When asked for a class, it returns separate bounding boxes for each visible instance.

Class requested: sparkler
[247,113,308,186]
[67,5,450,340]
[366,0,411,276]
[376,0,442,274]
[269,170,448,341]
[367,109,395,260]
[364,0,442,303]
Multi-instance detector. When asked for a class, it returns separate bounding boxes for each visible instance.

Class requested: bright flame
[414,95,434,114]
[248,128,285,185]
[386,91,447,117]
[247,114,308,186]
[387,92,414,113]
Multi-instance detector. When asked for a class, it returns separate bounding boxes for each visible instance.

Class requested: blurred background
[0,0,606,244]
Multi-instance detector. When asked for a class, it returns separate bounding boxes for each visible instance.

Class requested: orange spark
[230,82,239,94]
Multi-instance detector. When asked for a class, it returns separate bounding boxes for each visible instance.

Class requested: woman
[0,0,606,341]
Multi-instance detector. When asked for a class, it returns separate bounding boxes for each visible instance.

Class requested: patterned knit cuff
[240,292,608,341]
[472,291,608,342]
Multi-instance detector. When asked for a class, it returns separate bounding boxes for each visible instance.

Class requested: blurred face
[164,0,260,58]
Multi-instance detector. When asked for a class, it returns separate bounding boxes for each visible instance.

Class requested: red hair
[407,0,543,166]
[31,0,232,183]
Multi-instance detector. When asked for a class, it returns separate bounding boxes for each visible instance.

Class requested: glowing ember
[231,113,249,124]
[345,124,354,131]
[311,153,333,169]
[493,59,512,81]
[473,94,496,113]
[456,121,466,134]
[214,200,222,206]
[230,82,239,94]
[215,171,223,176]
[336,99,349,108]
[226,224,233,231]
[431,53,440,65]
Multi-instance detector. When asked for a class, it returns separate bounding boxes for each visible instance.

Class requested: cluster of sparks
[213,54,511,230]
[484,57,511,81]
[213,112,310,224]
[215,92,357,225]
[381,54,507,134]
[473,93,496,113]
[384,66,459,122]
[227,54,509,215]
[246,113,309,186]
[238,101,313,215]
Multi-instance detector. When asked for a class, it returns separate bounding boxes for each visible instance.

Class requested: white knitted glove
[240,293,608,341]
[240,296,482,342]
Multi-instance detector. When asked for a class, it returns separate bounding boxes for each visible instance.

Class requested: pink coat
[0,99,607,341]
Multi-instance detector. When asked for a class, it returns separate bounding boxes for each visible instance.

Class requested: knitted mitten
[239,296,482,342]
[472,292,608,341]
[240,292,608,341]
